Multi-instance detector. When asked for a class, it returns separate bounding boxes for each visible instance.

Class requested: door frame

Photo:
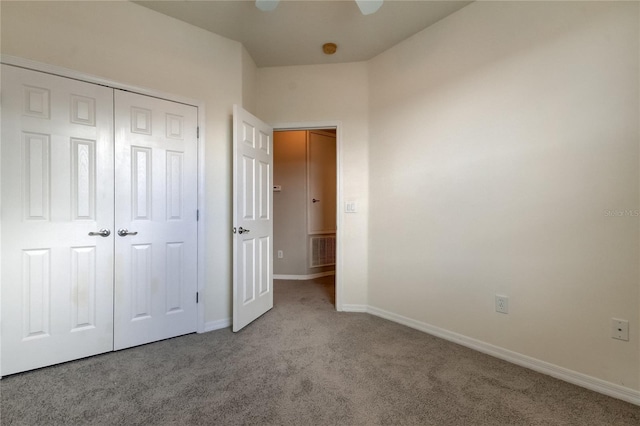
[271,121,344,311]
[0,56,209,361]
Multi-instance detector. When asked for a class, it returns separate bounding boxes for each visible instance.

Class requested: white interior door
[1,65,115,375]
[232,105,273,332]
[113,90,199,350]
[308,130,337,234]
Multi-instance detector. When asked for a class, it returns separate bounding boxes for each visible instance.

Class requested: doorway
[272,128,338,306]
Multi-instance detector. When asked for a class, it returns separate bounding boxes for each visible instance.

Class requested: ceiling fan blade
[355,0,383,15]
[256,0,279,12]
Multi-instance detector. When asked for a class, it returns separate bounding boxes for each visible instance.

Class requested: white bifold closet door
[1,65,198,376]
[113,90,198,350]
[1,65,115,375]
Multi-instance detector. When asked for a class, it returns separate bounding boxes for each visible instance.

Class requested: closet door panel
[113,90,198,350]
[1,65,115,376]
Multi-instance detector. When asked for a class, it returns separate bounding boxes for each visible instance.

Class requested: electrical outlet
[277,250,283,259]
[611,318,629,341]
[495,295,509,314]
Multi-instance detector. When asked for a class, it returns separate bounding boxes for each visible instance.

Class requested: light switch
[345,201,357,213]
[273,185,282,192]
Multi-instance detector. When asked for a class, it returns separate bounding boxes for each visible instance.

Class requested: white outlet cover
[495,295,509,314]
[611,318,629,341]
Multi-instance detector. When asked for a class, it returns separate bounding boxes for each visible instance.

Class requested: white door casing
[113,90,198,350]
[1,65,115,375]
[256,121,343,310]
[232,105,274,332]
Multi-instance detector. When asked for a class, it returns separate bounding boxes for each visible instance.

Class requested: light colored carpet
[1,277,639,425]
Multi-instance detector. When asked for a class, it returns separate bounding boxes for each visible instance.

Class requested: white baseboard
[202,318,231,332]
[274,271,335,280]
[341,304,368,313]
[366,305,640,406]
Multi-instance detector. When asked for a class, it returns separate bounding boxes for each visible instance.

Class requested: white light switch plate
[345,201,357,213]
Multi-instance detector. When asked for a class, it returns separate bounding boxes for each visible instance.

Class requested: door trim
[270,121,344,311]
[0,55,208,343]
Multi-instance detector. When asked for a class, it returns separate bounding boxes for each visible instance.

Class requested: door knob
[117,228,138,237]
[88,228,111,237]
[238,227,250,235]
[312,198,320,203]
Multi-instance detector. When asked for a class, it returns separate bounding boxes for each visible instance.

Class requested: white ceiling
[135,0,472,67]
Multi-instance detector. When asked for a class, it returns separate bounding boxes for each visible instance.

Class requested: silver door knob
[117,228,138,237]
[238,227,250,235]
[88,228,110,237]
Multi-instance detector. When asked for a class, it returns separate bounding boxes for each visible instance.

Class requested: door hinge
[196,292,199,303]
[197,126,200,139]
[197,209,199,221]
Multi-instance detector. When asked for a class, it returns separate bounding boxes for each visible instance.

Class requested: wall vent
[310,235,336,267]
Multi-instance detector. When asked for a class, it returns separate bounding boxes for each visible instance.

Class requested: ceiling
[135,0,472,67]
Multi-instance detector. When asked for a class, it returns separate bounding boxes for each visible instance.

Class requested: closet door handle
[88,228,111,237]
[312,198,320,203]
[117,228,138,237]
[238,227,250,235]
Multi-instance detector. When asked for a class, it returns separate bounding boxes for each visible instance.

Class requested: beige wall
[0,1,243,324]
[368,1,639,390]
[257,63,370,307]
[242,45,258,115]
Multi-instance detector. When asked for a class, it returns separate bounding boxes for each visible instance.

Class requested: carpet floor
[1,277,639,425]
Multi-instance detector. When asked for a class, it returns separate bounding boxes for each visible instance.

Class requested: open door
[232,105,274,332]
